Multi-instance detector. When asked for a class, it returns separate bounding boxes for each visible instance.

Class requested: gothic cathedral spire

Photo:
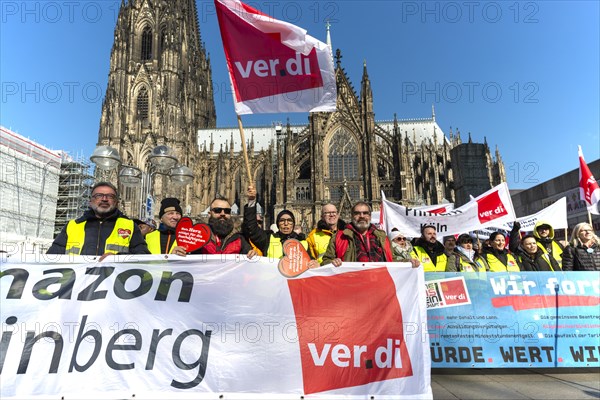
[96,0,216,218]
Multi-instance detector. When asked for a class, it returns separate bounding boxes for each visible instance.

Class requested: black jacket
[242,203,304,255]
[47,208,150,255]
[516,248,560,271]
[562,242,600,271]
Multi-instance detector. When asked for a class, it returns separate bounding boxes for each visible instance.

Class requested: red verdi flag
[214,0,337,114]
[578,145,600,215]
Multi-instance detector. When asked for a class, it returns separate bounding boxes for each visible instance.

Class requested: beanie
[159,197,182,218]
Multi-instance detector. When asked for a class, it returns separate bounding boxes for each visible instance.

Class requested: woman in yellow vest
[446,234,488,272]
[482,231,520,272]
[243,185,317,266]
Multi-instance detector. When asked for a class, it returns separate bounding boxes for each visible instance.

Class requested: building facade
[0,126,61,253]
[98,1,505,227]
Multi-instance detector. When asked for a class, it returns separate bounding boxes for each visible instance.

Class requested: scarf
[350,225,386,262]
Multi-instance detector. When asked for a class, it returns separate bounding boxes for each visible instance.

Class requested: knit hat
[159,198,182,218]
[276,210,295,226]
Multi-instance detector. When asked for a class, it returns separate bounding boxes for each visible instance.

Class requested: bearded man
[194,196,255,255]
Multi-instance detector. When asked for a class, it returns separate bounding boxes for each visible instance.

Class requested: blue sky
[1,0,598,189]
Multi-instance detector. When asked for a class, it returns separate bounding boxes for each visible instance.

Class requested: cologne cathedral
[95,0,505,228]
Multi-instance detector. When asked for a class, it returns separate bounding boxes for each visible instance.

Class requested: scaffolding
[0,126,61,253]
[54,152,93,236]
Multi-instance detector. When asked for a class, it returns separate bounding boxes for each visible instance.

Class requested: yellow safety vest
[485,252,520,272]
[456,256,487,272]
[146,230,178,254]
[266,235,309,259]
[538,241,564,268]
[412,246,447,272]
[65,218,134,255]
[306,229,333,264]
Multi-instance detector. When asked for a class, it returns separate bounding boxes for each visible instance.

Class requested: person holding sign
[47,182,149,256]
[243,186,315,264]
[146,198,188,256]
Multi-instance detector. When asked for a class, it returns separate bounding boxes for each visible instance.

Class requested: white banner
[382,183,516,237]
[1,255,431,399]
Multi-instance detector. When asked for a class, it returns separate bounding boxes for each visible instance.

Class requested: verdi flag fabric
[382,183,516,237]
[214,0,337,115]
[578,145,600,215]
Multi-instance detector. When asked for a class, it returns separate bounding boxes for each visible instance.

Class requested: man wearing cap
[47,181,149,255]
[306,203,345,264]
[243,185,315,262]
[193,196,255,255]
[411,225,447,272]
[532,221,565,267]
[322,201,395,267]
[146,198,187,255]
[133,218,156,238]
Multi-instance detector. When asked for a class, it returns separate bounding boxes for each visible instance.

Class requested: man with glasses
[47,181,149,255]
[193,196,255,256]
[321,202,394,266]
[146,198,188,255]
[243,185,314,260]
[306,203,345,263]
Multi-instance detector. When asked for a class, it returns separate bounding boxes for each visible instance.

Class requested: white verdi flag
[214,0,337,115]
[1,255,431,399]
[482,197,569,233]
[382,182,516,237]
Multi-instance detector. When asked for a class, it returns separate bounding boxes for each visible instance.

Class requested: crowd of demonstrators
[146,198,187,256]
[47,182,149,256]
[46,181,600,272]
[562,222,600,270]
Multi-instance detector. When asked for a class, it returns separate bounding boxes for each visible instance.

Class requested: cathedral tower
[96,0,216,218]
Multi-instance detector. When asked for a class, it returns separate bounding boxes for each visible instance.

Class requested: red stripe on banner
[492,295,600,311]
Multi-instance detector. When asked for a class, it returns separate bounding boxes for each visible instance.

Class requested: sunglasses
[394,237,406,242]
[212,207,231,215]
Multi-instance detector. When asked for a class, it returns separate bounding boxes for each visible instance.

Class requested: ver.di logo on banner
[287,268,413,394]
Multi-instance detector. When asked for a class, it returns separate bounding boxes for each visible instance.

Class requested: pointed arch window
[141,26,152,61]
[137,88,149,123]
[328,129,358,181]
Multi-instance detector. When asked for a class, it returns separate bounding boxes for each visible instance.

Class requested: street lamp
[90,144,194,218]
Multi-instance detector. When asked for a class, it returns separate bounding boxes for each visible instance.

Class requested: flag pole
[237,115,253,185]
[588,210,593,226]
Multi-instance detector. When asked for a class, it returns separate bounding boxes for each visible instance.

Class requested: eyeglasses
[279,218,294,224]
[352,211,370,216]
[91,193,117,200]
[394,237,406,242]
[323,211,338,216]
[212,207,231,215]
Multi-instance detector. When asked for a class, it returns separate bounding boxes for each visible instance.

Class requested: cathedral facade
[96,0,505,227]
